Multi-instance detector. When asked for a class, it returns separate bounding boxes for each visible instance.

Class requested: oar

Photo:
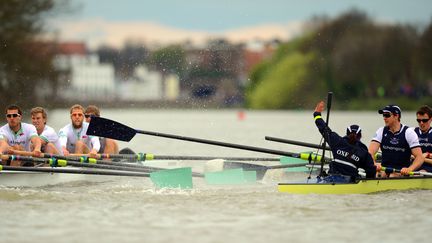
[3,154,162,174]
[0,164,151,177]
[319,92,333,177]
[381,166,432,176]
[9,150,203,176]
[221,160,323,180]
[1,155,194,189]
[68,152,313,181]
[87,116,333,163]
[70,153,283,162]
[265,136,331,150]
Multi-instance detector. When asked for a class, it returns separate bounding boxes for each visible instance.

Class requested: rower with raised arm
[369,105,424,177]
[0,105,42,166]
[313,101,376,182]
[414,105,432,172]
[84,105,119,154]
[30,107,62,155]
[58,104,100,158]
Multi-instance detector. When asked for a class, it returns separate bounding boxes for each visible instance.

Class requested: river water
[1,109,430,243]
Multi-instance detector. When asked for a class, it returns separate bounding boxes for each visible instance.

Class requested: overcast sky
[54,0,432,49]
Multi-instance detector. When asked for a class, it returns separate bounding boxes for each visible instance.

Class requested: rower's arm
[409,147,424,171]
[90,136,100,153]
[0,138,9,154]
[30,136,42,157]
[368,141,380,163]
[368,141,382,172]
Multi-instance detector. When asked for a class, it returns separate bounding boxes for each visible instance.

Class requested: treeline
[246,10,432,110]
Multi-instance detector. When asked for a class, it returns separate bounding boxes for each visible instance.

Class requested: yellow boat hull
[278,176,432,194]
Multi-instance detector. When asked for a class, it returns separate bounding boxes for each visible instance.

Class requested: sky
[53,0,432,49]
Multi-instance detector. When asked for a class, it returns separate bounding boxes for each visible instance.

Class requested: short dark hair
[6,105,22,116]
[416,105,432,118]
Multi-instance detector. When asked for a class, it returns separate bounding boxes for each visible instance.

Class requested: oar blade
[280,156,311,172]
[150,167,193,189]
[87,116,136,142]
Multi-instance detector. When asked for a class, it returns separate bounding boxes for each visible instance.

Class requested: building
[54,42,116,101]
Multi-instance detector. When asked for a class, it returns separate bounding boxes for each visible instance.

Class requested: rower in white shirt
[30,107,63,155]
[58,104,100,158]
[0,105,42,166]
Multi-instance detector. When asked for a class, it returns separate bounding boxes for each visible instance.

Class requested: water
[1,109,430,243]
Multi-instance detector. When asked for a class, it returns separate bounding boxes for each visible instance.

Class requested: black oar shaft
[152,155,281,161]
[94,153,281,161]
[265,136,331,150]
[320,92,333,176]
[0,165,150,177]
[135,128,300,157]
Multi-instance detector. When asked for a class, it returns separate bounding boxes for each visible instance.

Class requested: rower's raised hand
[314,101,325,113]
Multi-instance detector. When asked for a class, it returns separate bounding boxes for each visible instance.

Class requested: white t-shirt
[372,125,420,148]
[39,125,63,155]
[58,122,100,153]
[0,122,38,151]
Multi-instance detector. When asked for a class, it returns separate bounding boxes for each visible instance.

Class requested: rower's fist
[315,101,325,113]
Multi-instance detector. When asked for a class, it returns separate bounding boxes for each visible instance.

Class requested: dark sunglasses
[417,118,430,123]
[6,113,20,118]
[84,114,91,118]
[382,113,392,118]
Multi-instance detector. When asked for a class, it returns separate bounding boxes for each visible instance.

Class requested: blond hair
[69,104,84,114]
[30,107,47,119]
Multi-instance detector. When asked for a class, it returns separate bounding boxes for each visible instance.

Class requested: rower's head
[84,105,100,123]
[5,104,22,130]
[346,124,362,144]
[416,105,432,132]
[31,107,47,132]
[69,104,85,129]
[378,104,401,125]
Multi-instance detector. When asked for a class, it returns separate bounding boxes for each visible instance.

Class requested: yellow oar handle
[299,152,323,162]
[381,166,412,175]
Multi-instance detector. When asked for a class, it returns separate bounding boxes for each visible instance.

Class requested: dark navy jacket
[314,112,376,180]
[372,125,420,170]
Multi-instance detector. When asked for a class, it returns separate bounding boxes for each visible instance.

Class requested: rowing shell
[278,176,432,194]
[0,168,117,187]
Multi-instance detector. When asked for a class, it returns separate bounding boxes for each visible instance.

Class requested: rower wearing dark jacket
[369,104,423,177]
[313,101,376,182]
[415,105,432,172]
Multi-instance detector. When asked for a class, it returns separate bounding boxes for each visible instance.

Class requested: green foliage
[246,36,315,107]
[247,9,432,109]
[247,51,321,109]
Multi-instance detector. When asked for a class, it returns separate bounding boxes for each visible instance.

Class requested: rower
[58,104,100,158]
[30,107,62,155]
[369,104,424,177]
[313,101,376,182]
[0,105,42,166]
[414,105,432,172]
[84,105,119,154]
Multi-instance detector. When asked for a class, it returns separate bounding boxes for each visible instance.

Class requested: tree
[0,0,67,107]
[147,45,186,77]
[418,20,432,78]
[247,51,321,109]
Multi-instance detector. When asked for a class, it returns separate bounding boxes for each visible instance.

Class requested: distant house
[118,65,180,101]
[54,42,116,101]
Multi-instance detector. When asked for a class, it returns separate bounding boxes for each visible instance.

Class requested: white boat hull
[0,168,113,187]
